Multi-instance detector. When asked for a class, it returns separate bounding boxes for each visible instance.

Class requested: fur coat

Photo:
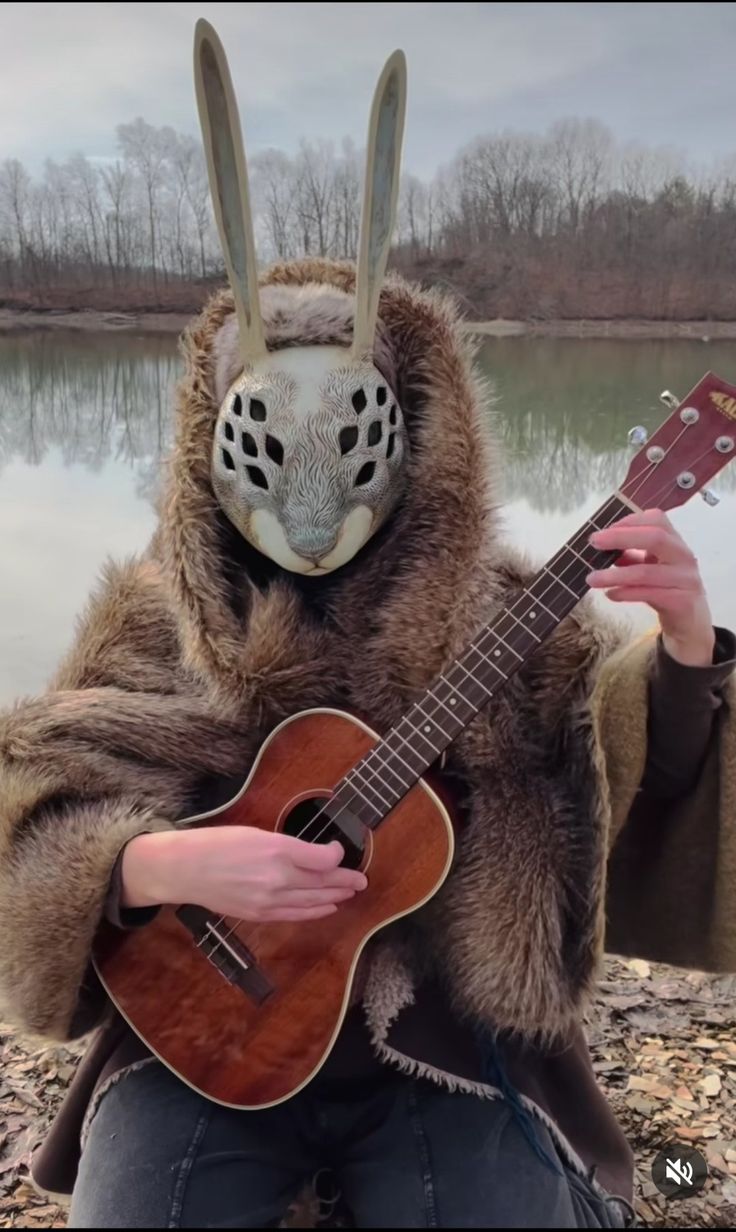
[0,259,734,1057]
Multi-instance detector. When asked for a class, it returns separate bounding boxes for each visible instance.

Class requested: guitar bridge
[175,905,273,1005]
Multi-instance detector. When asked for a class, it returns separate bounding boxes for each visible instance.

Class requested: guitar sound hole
[280,796,365,870]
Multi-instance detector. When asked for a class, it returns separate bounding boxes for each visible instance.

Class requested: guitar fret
[524,589,557,620]
[386,723,429,774]
[445,659,493,702]
[451,658,496,696]
[541,565,579,600]
[414,702,451,741]
[363,745,412,795]
[362,741,415,796]
[349,762,397,811]
[386,734,432,782]
[565,542,592,569]
[343,495,633,830]
[430,684,468,724]
[503,607,542,643]
[477,632,519,668]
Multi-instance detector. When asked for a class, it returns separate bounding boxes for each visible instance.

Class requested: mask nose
[286,525,338,563]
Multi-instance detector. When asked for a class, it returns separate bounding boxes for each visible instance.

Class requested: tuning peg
[660,390,680,410]
[627,425,649,447]
[701,487,720,507]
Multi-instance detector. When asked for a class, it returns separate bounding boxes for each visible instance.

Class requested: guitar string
[320,422,701,821]
[205,425,698,953]
[206,431,695,953]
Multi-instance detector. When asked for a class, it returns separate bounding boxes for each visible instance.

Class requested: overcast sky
[3,2,736,178]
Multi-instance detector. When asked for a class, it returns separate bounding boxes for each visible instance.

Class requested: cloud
[2,2,736,178]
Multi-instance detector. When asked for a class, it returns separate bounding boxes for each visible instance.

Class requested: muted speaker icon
[653,1144,707,1198]
[665,1158,693,1187]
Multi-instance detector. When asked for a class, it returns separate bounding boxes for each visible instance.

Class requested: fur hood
[160,259,501,708]
[0,258,626,1047]
[153,258,620,1040]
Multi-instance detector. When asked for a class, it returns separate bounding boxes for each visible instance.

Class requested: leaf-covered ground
[1,957,734,1229]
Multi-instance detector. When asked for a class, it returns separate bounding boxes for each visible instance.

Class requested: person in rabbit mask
[1,18,735,1231]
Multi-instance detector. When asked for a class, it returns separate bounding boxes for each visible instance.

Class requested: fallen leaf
[607,995,648,1011]
[627,1075,650,1091]
[627,959,651,979]
[2,1085,41,1111]
[627,1095,656,1117]
[625,1011,667,1034]
[700,1073,722,1097]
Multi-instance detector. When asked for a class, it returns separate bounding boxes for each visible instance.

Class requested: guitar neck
[333,492,631,828]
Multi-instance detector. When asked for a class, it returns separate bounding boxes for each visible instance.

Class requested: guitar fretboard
[331,494,630,828]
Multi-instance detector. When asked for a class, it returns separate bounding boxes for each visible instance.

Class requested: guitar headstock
[621,372,736,511]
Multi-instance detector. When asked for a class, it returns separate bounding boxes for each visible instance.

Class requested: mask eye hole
[265,435,284,466]
[232,394,243,417]
[376,387,387,407]
[386,433,396,459]
[340,426,359,455]
[250,399,267,422]
[367,420,382,447]
[389,404,397,426]
[242,432,258,457]
[224,422,234,443]
[355,461,375,487]
[352,389,367,414]
[246,465,269,490]
[222,448,236,471]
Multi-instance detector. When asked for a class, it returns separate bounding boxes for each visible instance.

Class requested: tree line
[2,115,735,318]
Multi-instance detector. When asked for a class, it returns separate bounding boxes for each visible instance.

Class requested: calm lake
[1,331,734,705]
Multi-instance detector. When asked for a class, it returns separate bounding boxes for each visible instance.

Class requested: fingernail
[589,533,603,546]
[586,571,598,585]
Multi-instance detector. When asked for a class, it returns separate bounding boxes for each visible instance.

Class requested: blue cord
[479,1033,564,1179]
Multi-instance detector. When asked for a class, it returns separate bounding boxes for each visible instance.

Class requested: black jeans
[69,1060,630,1229]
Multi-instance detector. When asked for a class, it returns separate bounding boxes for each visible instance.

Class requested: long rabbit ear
[194,19,266,361]
[351,51,407,363]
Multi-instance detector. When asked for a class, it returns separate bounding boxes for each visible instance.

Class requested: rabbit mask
[195,22,408,575]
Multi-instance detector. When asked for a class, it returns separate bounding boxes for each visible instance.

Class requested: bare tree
[0,159,32,276]
[548,118,612,232]
[252,149,297,260]
[294,140,336,257]
[117,119,171,292]
[100,161,129,283]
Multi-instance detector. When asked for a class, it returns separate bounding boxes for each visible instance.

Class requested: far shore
[1,306,736,340]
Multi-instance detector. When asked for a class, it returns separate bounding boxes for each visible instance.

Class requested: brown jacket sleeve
[105,847,160,930]
[597,624,736,974]
[641,626,736,799]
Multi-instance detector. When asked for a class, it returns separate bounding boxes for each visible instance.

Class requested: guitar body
[93,709,455,1108]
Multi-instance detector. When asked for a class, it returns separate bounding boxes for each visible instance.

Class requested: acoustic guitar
[93,371,736,1108]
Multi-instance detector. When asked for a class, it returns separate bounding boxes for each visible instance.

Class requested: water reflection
[0,330,734,702]
[0,332,177,501]
[477,337,736,511]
